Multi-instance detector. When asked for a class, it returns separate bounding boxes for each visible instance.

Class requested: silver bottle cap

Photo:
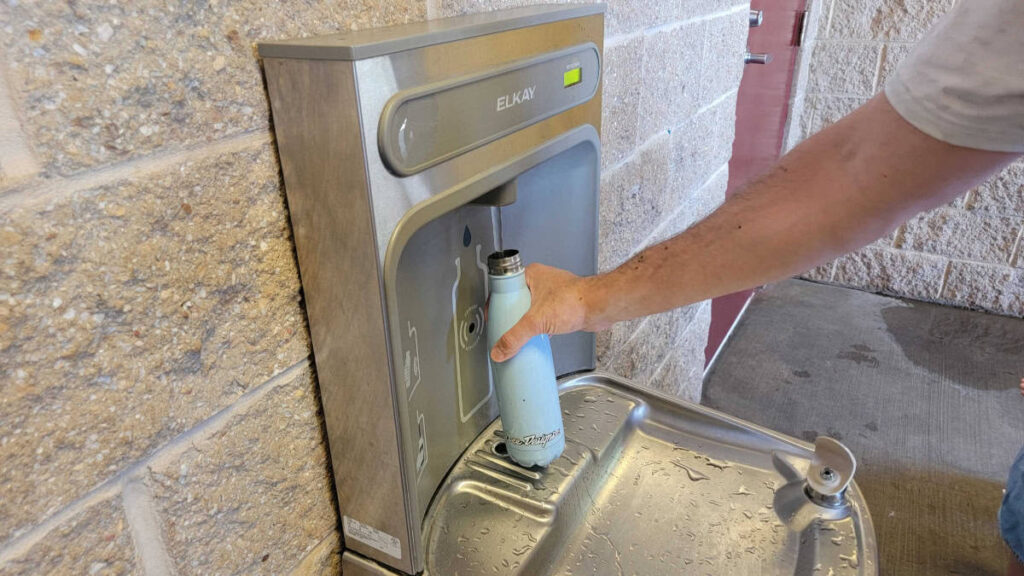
[487,249,523,276]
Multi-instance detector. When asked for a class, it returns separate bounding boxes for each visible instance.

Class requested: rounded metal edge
[256,4,608,61]
[377,42,602,177]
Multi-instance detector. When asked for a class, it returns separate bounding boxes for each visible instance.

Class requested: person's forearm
[583,94,1019,327]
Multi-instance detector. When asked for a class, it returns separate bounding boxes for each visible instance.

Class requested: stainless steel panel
[357,15,605,572]
[395,204,500,513]
[385,130,600,542]
[256,4,605,61]
[422,372,879,575]
[378,43,600,175]
[354,14,606,264]
[499,140,598,375]
[342,551,403,576]
[263,10,606,575]
[262,58,414,573]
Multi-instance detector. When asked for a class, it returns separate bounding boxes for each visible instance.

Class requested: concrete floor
[703,279,1024,576]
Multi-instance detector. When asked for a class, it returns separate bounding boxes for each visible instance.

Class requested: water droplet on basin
[671,459,709,481]
[583,395,597,403]
[704,457,731,470]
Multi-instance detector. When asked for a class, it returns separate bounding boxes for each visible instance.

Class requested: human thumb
[490,315,539,363]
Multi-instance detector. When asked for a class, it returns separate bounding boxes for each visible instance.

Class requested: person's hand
[489,263,600,363]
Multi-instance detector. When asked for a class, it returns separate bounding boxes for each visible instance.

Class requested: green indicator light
[563,67,582,88]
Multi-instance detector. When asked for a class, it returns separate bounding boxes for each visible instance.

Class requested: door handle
[744,52,772,65]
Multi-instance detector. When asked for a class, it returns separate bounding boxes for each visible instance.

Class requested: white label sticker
[343,516,402,560]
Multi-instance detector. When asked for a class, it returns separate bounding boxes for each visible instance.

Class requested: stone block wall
[787,0,1024,317]
[0,0,746,572]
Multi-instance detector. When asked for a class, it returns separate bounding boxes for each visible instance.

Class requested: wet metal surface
[704,279,1024,575]
[422,372,877,575]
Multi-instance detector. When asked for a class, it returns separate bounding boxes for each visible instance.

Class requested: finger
[490,315,539,363]
[524,263,538,289]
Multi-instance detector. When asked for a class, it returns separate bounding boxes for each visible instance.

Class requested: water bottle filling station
[258,5,877,574]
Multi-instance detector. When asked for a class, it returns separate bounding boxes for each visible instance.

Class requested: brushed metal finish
[262,58,414,573]
[353,14,605,263]
[383,128,600,566]
[342,551,403,576]
[257,4,605,61]
[744,51,773,64]
[377,43,600,176]
[263,11,605,574]
[422,372,879,575]
[355,16,604,571]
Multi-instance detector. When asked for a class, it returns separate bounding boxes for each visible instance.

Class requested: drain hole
[492,441,508,457]
[468,321,476,334]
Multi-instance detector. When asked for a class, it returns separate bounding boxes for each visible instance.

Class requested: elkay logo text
[496,85,536,112]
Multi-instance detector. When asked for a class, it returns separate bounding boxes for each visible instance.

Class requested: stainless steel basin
[422,372,878,575]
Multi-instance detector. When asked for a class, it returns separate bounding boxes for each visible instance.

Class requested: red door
[706,0,808,364]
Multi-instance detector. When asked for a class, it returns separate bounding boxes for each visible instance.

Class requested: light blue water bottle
[486,249,565,468]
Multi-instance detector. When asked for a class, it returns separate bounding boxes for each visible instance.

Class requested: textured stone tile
[595,317,643,368]
[803,0,830,43]
[831,246,946,299]
[639,162,728,252]
[0,0,425,175]
[698,10,747,108]
[0,143,309,542]
[0,498,138,576]
[827,0,954,42]
[669,94,736,195]
[611,304,700,383]
[601,36,644,169]
[605,0,732,35]
[941,262,1023,317]
[801,261,836,283]
[606,0,662,35]
[807,40,881,96]
[149,364,336,576]
[672,162,729,236]
[896,207,1020,265]
[784,94,817,150]
[877,42,913,90]
[439,0,590,19]
[598,133,672,271]
[638,21,704,141]
[808,95,870,134]
[647,301,711,402]
[966,160,1024,217]
[0,71,39,190]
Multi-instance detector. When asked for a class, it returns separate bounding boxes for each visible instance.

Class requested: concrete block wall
[786,0,1024,317]
[0,0,746,572]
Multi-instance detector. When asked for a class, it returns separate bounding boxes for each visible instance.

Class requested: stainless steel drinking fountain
[259,6,877,575]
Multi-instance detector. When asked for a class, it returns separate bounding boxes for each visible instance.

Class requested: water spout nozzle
[473,180,518,207]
